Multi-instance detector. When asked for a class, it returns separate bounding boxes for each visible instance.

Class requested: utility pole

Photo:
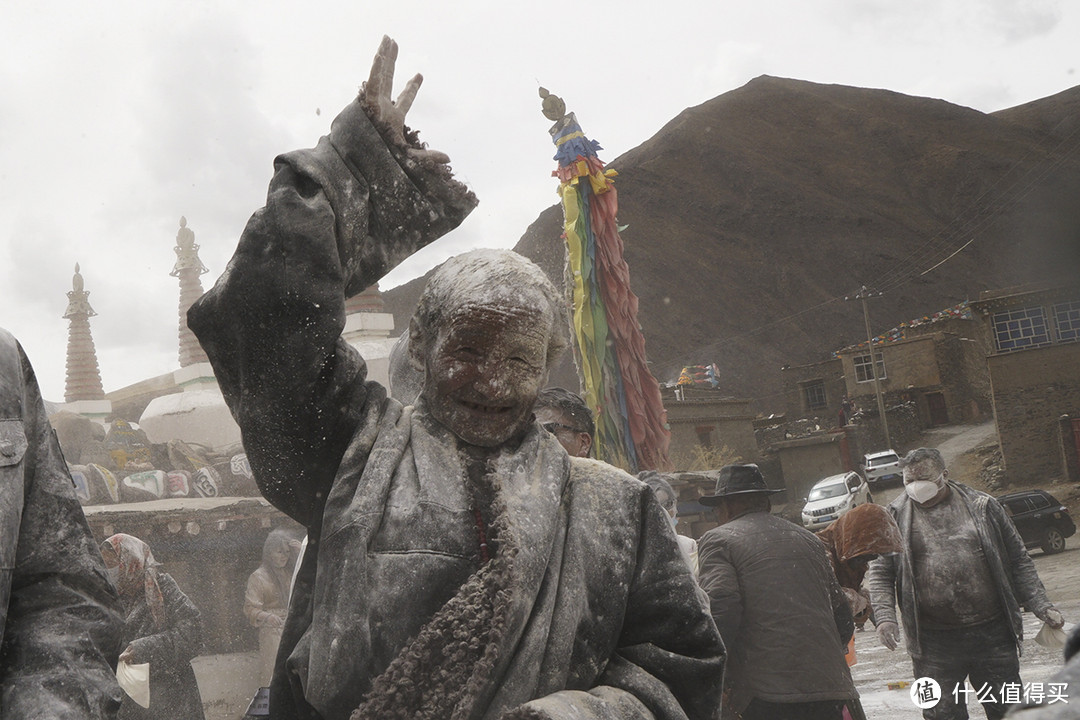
[848,286,892,449]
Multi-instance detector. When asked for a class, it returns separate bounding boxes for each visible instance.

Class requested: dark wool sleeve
[128,573,203,667]
[187,98,476,527]
[0,334,125,718]
[826,553,855,645]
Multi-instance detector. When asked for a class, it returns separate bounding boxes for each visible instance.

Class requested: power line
[702,114,1080,358]
[871,121,1080,294]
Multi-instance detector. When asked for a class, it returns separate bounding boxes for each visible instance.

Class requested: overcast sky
[1,1,1076,402]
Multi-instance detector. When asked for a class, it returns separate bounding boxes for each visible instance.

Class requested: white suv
[864,450,901,485]
[801,472,873,531]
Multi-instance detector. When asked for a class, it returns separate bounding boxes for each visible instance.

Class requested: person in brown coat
[817,502,903,629]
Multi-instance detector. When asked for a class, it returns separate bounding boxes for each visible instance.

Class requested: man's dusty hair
[410,249,569,368]
[535,387,595,438]
[899,447,945,472]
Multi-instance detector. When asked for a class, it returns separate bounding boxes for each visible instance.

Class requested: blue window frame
[992,306,1050,352]
[1053,300,1080,344]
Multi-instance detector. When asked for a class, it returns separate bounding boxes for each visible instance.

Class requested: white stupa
[138,218,399,452]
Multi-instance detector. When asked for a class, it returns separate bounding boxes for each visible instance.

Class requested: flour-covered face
[424,302,552,447]
[270,546,290,569]
[903,459,947,504]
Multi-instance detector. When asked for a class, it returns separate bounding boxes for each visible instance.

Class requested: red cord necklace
[473,508,491,564]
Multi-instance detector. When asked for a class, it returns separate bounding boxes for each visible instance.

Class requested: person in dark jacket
[698,464,857,720]
[867,447,1064,720]
[101,533,205,720]
[187,36,724,720]
[0,326,125,718]
[533,387,595,458]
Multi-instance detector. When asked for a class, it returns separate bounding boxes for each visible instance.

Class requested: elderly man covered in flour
[188,37,723,720]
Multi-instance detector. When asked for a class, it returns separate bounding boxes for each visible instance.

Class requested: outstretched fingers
[395,73,422,116]
[366,35,398,104]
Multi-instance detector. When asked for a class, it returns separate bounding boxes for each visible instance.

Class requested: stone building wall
[932,334,992,425]
[845,401,924,462]
[780,357,846,424]
[987,342,1080,481]
[662,387,759,468]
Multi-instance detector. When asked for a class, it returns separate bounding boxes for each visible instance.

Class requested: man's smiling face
[423,302,551,447]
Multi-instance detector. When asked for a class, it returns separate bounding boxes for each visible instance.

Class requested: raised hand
[360,36,450,166]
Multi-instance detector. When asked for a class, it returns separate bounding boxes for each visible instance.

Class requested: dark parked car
[997,489,1076,555]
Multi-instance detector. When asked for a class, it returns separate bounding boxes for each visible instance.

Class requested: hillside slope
[385,77,1080,413]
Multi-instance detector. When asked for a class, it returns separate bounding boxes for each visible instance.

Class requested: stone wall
[933,334,992,424]
[663,387,759,467]
[780,357,846,423]
[844,400,924,463]
[988,342,1080,482]
[773,432,850,505]
[1058,415,1080,483]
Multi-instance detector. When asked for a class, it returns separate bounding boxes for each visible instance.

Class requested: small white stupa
[139,219,240,450]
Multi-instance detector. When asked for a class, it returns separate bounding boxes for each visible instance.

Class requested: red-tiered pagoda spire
[63,263,106,402]
[171,217,209,367]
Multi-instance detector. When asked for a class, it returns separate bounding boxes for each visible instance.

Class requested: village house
[768,305,990,502]
[835,307,991,429]
[781,305,990,429]
[970,284,1080,482]
[661,384,760,469]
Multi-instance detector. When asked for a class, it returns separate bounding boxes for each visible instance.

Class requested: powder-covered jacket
[698,510,856,713]
[0,327,125,717]
[867,481,1054,657]
[188,94,725,720]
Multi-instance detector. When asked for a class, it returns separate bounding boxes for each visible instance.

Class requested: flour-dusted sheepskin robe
[189,93,725,720]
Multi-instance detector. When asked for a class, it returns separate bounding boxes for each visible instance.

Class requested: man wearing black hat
[698,464,858,720]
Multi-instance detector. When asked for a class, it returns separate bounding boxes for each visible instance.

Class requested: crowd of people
[1,36,1076,720]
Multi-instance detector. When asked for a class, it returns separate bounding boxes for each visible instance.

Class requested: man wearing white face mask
[867,447,1064,720]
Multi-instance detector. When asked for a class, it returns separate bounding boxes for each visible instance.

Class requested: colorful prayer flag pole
[540,88,670,473]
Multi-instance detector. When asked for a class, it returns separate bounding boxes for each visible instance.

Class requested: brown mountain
[384,76,1080,414]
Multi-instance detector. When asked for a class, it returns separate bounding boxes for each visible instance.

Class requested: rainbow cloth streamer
[542,89,670,473]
